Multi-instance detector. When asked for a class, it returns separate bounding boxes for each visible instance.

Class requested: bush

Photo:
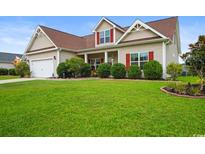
[66,57,85,78]
[96,63,111,78]
[57,62,72,78]
[143,60,163,80]
[15,61,30,77]
[111,63,126,79]
[8,68,16,75]
[81,63,91,77]
[167,63,182,81]
[0,68,8,75]
[127,65,141,79]
[167,82,186,94]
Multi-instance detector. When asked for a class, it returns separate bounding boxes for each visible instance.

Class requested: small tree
[15,61,30,77]
[181,35,205,90]
[167,63,182,81]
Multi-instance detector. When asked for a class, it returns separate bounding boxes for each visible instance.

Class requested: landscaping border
[160,87,205,99]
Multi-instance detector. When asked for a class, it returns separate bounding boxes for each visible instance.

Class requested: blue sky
[0,16,204,56]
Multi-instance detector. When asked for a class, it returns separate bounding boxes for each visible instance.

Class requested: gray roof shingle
[0,52,22,63]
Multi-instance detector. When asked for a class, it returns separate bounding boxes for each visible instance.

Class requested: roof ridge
[0,51,22,55]
[146,16,178,24]
[82,33,94,37]
[39,25,84,39]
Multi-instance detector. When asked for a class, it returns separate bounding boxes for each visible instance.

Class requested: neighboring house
[0,52,22,69]
[24,16,181,78]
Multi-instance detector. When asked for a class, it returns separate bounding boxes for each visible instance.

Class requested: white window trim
[130,52,149,69]
[99,29,111,44]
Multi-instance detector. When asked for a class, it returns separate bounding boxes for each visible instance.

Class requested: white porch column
[117,50,120,63]
[104,51,108,63]
[84,53,88,63]
[162,42,167,79]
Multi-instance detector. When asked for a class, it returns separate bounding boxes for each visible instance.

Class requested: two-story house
[24,16,181,78]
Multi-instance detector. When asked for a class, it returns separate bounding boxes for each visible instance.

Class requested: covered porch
[78,51,118,70]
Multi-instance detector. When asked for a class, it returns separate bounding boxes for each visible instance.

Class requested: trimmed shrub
[8,68,16,75]
[167,63,182,81]
[127,65,141,79]
[111,63,126,79]
[81,63,91,77]
[66,57,85,77]
[143,60,163,80]
[15,61,30,77]
[96,63,111,78]
[57,62,72,78]
[0,68,8,75]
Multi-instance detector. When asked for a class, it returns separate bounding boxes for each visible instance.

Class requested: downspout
[162,40,170,79]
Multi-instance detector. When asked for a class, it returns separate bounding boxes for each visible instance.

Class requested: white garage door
[31,58,54,77]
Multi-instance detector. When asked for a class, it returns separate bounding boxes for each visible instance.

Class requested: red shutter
[126,53,130,69]
[97,32,100,45]
[149,51,154,61]
[110,29,114,43]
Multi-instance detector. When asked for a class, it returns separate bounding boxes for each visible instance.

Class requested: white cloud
[0,20,35,54]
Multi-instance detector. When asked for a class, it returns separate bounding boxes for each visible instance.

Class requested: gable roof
[35,17,178,52]
[0,52,22,63]
[92,17,125,32]
[116,19,168,44]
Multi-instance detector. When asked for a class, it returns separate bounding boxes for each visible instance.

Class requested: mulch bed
[160,87,205,99]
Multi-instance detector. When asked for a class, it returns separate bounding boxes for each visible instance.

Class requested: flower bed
[161,83,205,98]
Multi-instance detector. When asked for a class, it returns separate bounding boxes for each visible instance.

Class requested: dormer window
[97,29,113,45]
[99,30,111,44]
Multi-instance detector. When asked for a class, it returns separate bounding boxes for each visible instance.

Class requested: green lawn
[0,75,19,80]
[177,76,200,84]
[0,79,204,137]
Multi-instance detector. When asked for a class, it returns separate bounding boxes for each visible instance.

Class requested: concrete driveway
[0,78,44,84]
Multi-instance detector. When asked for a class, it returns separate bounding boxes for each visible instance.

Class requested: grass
[0,75,19,80]
[0,79,204,137]
[177,76,200,84]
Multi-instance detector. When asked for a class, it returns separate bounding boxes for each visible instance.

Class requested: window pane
[105,30,110,43]
[100,31,104,44]
[96,59,100,64]
[105,37,110,43]
[131,53,138,61]
[140,52,148,61]
[105,30,110,37]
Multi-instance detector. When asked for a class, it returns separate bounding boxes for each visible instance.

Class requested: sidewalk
[0,78,44,84]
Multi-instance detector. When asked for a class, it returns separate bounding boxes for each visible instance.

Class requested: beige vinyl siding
[96,21,113,31]
[59,50,76,63]
[122,29,158,42]
[166,35,179,64]
[118,42,163,65]
[26,50,58,76]
[115,29,124,42]
[29,31,54,51]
